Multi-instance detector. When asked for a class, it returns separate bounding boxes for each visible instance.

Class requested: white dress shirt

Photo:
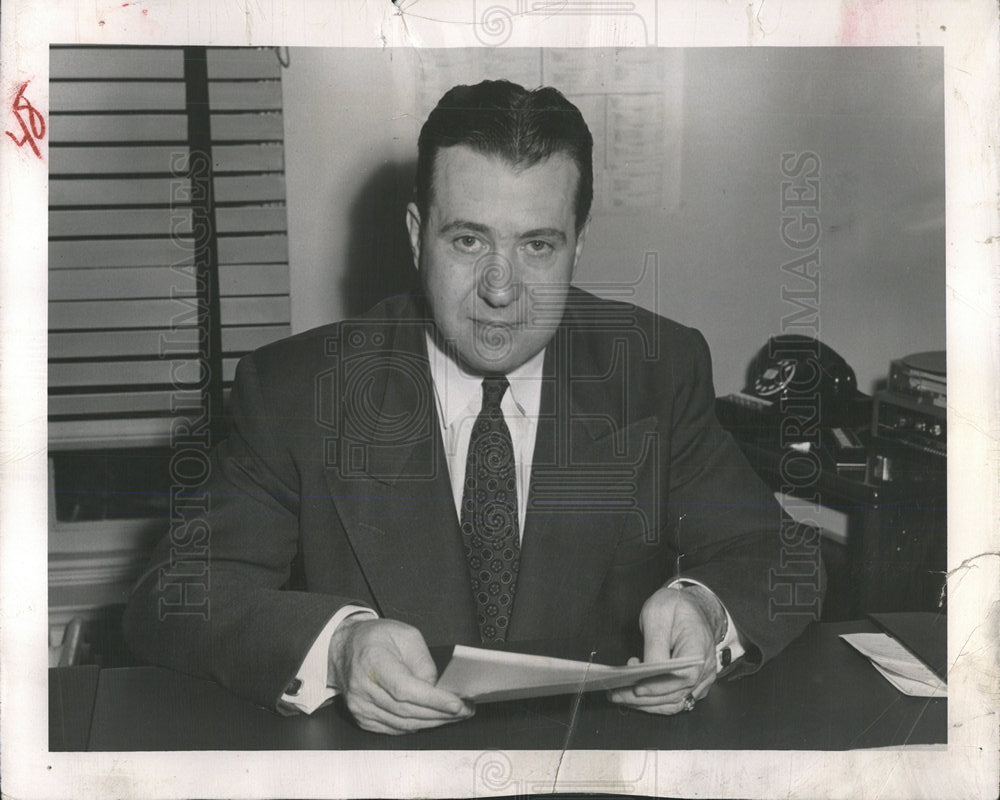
[424,331,546,536]
[279,334,741,714]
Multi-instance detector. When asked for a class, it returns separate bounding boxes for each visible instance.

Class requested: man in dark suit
[124,80,824,735]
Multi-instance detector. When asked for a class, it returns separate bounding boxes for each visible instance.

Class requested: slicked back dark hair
[415,79,594,234]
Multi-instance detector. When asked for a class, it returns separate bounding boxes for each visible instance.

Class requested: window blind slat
[50,329,199,359]
[212,143,284,173]
[206,49,281,80]
[50,82,187,112]
[208,81,282,111]
[51,296,290,330]
[217,234,287,264]
[218,296,290,325]
[214,174,285,203]
[221,325,292,353]
[50,298,202,330]
[49,114,189,143]
[49,418,176,450]
[215,207,286,234]
[51,325,288,361]
[50,177,190,207]
[50,389,202,416]
[50,360,205,388]
[219,263,290,295]
[50,48,184,80]
[210,112,284,141]
[50,239,194,269]
[50,267,197,301]
[50,146,193,176]
[49,209,193,239]
[51,263,288,300]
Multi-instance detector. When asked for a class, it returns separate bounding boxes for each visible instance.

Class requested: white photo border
[1,1,997,798]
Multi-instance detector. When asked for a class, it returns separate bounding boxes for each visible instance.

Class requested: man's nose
[476,253,521,308]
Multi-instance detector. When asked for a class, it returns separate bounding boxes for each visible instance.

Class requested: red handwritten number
[5,81,46,159]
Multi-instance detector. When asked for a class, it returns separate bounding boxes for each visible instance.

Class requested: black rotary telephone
[747,334,858,413]
[716,335,867,457]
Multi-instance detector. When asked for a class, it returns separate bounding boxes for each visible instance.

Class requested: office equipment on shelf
[889,350,947,407]
[715,339,947,618]
[872,350,946,458]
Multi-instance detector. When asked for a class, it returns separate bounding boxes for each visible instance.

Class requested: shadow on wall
[342,158,421,318]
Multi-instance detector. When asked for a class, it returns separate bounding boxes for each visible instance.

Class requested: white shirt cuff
[277,605,378,715]
[666,578,746,671]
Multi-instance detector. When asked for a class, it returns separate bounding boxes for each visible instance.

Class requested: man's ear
[405,202,422,269]
[572,218,591,275]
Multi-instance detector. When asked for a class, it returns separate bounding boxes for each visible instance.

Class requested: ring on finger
[681,693,696,713]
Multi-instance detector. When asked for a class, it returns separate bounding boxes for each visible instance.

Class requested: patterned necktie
[460,376,521,645]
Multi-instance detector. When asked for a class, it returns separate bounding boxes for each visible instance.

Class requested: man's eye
[454,236,484,253]
[524,240,554,256]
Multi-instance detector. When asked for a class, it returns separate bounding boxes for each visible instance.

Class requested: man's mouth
[471,318,521,330]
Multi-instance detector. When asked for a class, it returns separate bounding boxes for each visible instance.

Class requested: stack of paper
[436,644,702,703]
[840,633,947,697]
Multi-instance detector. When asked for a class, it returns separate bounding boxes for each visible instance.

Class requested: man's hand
[607,585,720,714]
[328,616,474,734]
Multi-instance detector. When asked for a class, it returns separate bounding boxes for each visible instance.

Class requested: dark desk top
[79,619,945,751]
[49,664,100,751]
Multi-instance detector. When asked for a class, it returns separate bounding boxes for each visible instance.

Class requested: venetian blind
[48,46,291,450]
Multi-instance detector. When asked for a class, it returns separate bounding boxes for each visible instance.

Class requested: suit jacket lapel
[323,308,478,645]
[510,319,655,642]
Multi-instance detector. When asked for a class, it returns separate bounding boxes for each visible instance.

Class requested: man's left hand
[607,585,718,714]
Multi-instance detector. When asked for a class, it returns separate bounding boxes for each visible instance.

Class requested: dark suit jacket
[123,288,825,710]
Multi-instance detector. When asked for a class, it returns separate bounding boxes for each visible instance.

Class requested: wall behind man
[282,47,944,395]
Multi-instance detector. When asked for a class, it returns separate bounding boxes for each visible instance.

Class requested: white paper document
[435,645,704,703]
[840,633,947,698]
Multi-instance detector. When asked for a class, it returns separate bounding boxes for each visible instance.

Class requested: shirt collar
[424,330,546,428]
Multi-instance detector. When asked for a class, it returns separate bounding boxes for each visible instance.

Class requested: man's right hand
[327,616,474,734]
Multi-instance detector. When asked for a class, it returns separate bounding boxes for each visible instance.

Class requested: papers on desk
[840,633,947,697]
[436,644,703,703]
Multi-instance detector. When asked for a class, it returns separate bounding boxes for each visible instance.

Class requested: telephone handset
[716,335,866,460]
[747,334,858,413]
